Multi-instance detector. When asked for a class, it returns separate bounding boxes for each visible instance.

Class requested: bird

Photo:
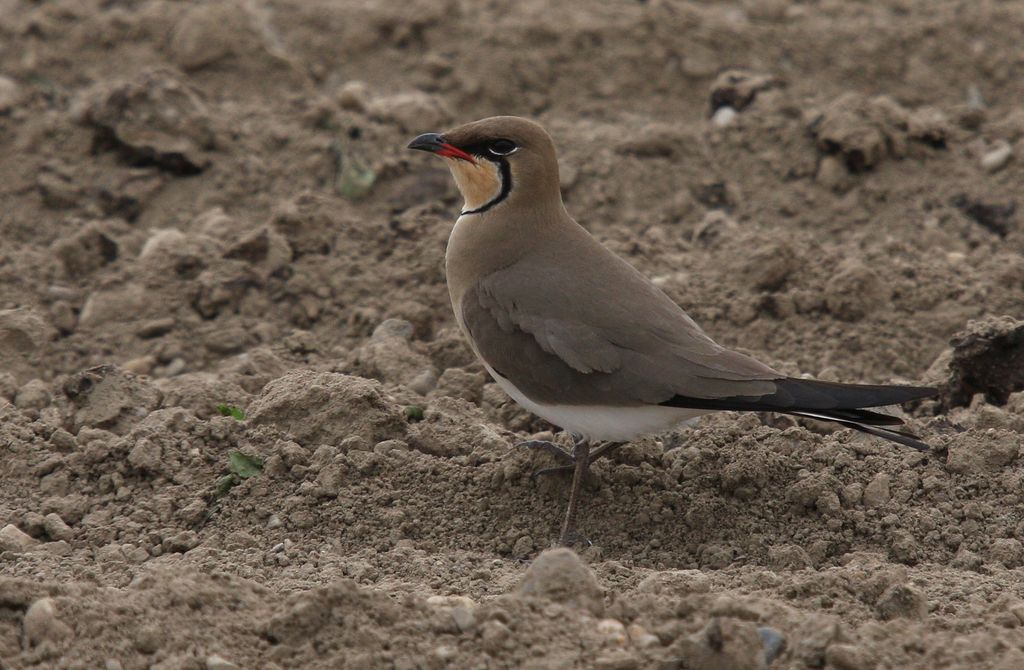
[407,115,936,547]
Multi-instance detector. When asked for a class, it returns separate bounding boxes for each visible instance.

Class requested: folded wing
[462,249,934,449]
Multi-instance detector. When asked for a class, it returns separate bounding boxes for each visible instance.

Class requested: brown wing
[461,250,782,406]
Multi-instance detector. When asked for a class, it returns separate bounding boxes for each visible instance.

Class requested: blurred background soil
[1,1,1024,668]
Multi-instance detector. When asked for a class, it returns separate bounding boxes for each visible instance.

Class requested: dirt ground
[2,0,1024,668]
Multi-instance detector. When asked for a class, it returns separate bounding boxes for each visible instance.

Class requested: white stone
[596,618,628,646]
[712,106,737,127]
[981,140,1013,173]
[627,623,661,648]
[0,75,22,112]
[206,655,239,670]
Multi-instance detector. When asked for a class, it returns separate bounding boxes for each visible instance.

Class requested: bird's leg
[517,434,622,544]
[515,436,575,465]
[558,438,590,547]
[531,440,623,478]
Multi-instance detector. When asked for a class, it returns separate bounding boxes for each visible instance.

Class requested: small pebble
[123,356,156,375]
[816,155,849,190]
[14,379,51,410]
[205,655,239,670]
[408,369,438,395]
[450,605,476,634]
[511,535,534,558]
[875,584,927,620]
[43,513,73,542]
[596,618,628,646]
[159,357,187,377]
[48,429,77,451]
[169,2,258,70]
[758,626,786,664]
[966,84,986,110]
[712,106,737,126]
[373,439,409,455]
[433,645,457,661]
[981,140,1012,173]
[337,80,370,112]
[425,594,477,621]
[0,524,37,553]
[136,317,176,338]
[627,623,661,648]
[0,75,22,113]
[162,530,199,553]
[862,473,891,508]
[519,547,604,615]
[23,597,72,647]
[122,356,153,377]
[593,650,640,670]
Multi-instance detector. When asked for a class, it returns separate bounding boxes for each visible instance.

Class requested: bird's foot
[556,527,593,548]
[517,439,624,479]
[515,439,574,465]
[533,463,577,478]
[516,440,577,478]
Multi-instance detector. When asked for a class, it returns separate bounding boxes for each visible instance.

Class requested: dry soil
[2,1,1024,669]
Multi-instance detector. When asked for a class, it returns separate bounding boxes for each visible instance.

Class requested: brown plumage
[408,116,936,545]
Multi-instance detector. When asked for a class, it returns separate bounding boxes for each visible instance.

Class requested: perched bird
[408,116,936,546]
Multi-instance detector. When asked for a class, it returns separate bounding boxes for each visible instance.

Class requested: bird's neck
[444,202,571,308]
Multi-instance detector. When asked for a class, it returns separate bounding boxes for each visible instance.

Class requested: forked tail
[661,378,937,451]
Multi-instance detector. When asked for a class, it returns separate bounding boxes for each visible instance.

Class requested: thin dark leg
[532,440,623,478]
[558,438,590,546]
[516,439,574,465]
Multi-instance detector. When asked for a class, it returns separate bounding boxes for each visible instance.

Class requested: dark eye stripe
[454,139,518,159]
[488,139,517,156]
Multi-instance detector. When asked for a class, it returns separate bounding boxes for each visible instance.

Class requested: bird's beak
[407,133,476,164]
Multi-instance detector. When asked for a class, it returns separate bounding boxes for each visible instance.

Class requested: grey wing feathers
[462,252,935,452]
[476,287,621,374]
[465,259,781,406]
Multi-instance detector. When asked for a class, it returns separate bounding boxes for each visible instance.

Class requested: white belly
[482,363,706,442]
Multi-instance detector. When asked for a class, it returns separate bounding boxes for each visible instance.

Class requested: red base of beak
[437,143,476,164]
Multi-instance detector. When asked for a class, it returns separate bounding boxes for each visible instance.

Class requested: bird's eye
[488,139,518,156]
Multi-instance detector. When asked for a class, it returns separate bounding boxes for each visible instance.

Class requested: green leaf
[334,142,376,200]
[228,451,263,479]
[405,405,425,422]
[216,404,246,421]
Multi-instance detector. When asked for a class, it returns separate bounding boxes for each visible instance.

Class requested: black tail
[660,378,937,451]
[786,410,931,451]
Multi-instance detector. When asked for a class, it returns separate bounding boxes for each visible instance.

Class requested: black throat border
[460,157,512,216]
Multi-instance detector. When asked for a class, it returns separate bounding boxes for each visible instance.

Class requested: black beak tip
[407,132,444,152]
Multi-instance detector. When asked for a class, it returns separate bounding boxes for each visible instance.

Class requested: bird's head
[407,115,561,216]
